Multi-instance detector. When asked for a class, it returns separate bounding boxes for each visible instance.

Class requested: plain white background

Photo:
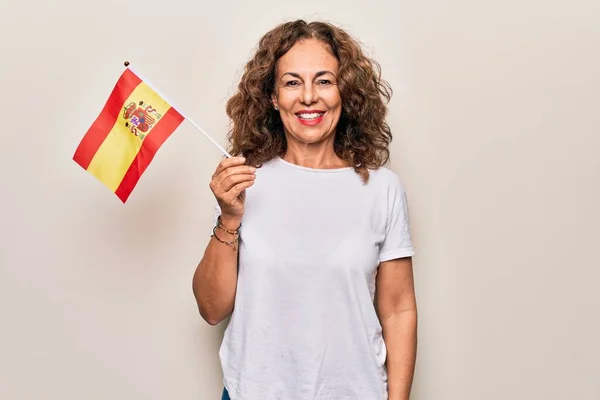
[1,1,599,399]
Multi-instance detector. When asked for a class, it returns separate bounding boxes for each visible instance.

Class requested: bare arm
[192,156,256,326]
[376,256,418,400]
[192,214,242,325]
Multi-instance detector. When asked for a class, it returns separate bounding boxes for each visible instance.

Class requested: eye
[317,79,333,86]
[284,80,300,87]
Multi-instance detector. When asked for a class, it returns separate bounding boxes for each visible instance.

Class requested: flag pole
[123,61,232,158]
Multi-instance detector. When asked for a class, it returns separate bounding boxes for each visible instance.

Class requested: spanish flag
[73,67,184,202]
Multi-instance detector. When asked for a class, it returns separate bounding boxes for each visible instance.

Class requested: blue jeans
[221,387,230,400]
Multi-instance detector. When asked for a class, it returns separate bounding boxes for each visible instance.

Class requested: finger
[227,180,255,200]
[213,156,246,177]
[217,165,256,181]
[213,173,255,195]
[220,173,256,193]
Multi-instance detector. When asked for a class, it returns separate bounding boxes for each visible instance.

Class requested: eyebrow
[281,70,336,80]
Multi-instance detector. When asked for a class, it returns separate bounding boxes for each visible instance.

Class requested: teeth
[298,112,324,120]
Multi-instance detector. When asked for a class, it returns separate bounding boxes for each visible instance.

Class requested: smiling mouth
[296,112,325,121]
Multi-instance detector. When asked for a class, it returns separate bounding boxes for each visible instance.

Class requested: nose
[301,82,318,105]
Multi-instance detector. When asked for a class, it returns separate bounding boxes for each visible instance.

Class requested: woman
[192,20,418,400]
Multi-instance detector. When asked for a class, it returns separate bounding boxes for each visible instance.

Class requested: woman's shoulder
[367,165,407,192]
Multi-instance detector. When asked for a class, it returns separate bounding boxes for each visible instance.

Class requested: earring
[274,106,279,111]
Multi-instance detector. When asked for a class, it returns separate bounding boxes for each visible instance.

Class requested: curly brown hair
[225,19,394,182]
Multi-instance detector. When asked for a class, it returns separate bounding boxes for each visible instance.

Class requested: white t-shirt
[213,157,416,400]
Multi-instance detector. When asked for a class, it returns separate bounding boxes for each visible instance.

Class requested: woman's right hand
[209,156,256,222]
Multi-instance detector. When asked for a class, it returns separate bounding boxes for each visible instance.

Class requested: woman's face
[272,38,342,148]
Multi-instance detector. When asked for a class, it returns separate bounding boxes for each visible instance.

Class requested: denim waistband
[221,387,230,400]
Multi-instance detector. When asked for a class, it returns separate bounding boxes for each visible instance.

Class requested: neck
[282,145,348,170]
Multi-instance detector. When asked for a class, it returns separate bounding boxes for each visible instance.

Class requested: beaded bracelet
[216,215,241,235]
[211,225,239,251]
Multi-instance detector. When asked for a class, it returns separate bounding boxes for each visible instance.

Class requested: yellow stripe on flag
[86,81,174,191]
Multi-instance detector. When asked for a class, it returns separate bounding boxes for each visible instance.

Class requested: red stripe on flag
[73,69,142,169]
[114,107,184,202]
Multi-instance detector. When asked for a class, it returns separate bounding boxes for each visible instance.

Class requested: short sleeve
[213,202,222,223]
[378,176,416,262]
[210,202,222,235]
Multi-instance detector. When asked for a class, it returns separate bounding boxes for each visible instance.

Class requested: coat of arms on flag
[73,67,184,203]
[123,100,163,139]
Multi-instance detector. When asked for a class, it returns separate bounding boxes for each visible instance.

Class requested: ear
[271,92,279,111]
